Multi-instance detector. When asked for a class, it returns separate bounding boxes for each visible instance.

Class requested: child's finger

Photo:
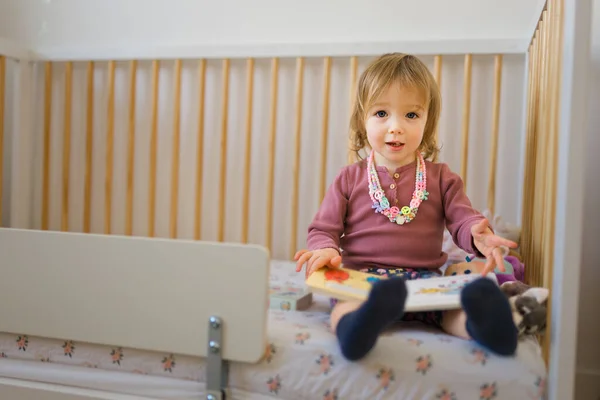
[482,256,495,276]
[330,255,342,268]
[307,253,320,272]
[306,256,321,278]
[295,251,312,272]
[489,235,518,249]
[294,249,308,260]
[307,256,331,278]
[494,248,505,272]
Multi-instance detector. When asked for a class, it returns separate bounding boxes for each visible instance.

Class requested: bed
[0,0,591,398]
[0,229,546,400]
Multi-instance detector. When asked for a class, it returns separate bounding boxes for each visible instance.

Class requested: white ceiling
[0,0,546,58]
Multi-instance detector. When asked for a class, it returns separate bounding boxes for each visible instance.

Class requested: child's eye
[406,112,419,119]
[375,110,387,118]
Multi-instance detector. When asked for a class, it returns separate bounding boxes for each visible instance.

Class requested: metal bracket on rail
[206,315,229,400]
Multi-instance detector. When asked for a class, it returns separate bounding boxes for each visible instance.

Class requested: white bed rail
[0,227,270,398]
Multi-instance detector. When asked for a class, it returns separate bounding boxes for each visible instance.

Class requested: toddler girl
[294,53,519,361]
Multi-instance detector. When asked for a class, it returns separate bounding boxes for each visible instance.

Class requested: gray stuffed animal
[500,281,548,336]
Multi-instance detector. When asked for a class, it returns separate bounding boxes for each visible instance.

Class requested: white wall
[575,0,600,398]
[3,0,544,58]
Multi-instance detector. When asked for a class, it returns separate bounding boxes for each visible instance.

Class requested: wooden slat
[522,37,537,285]
[170,59,182,239]
[265,58,279,250]
[125,60,137,236]
[319,56,331,201]
[486,55,503,214]
[42,62,53,231]
[531,23,543,286]
[290,57,304,259]
[83,61,94,233]
[0,56,5,225]
[433,55,442,86]
[541,13,550,287]
[433,55,442,162]
[61,62,73,232]
[348,56,358,165]
[529,30,542,283]
[218,59,230,242]
[241,58,254,244]
[543,4,558,290]
[148,60,160,237]
[527,29,542,281]
[460,54,472,188]
[533,14,548,287]
[542,0,563,366]
[194,59,207,241]
[105,61,115,235]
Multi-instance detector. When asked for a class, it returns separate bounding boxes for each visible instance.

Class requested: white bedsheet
[0,260,547,399]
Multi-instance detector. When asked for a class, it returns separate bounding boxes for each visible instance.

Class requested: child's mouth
[386,141,405,150]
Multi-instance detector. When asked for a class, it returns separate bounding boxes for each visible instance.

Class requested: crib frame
[0,0,592,399]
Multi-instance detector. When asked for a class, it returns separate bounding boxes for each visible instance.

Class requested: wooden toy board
[305,267,499,312]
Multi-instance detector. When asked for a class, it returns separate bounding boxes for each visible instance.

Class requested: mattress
[0,260,547,400]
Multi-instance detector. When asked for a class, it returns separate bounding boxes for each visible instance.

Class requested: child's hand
[471,219,518,276]
[294,248,342,278]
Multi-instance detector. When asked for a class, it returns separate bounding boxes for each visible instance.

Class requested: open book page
[305,267,498,312]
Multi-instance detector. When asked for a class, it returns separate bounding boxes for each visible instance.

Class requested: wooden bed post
[0,55,5,226]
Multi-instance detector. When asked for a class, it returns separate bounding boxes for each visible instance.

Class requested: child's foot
[461,278,518,356]
[336,277,407,361]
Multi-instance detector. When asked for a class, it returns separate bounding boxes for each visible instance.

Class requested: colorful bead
[367,151,428,225]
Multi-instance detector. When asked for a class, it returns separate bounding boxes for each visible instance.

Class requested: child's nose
[388,117,404,134]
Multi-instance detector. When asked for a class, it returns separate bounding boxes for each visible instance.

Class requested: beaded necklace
[367,151,429,225]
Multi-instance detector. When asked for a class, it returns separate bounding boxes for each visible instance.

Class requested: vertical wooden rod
[148,60,160,237]
[533,16,548,287]
[266,58,279,250]
[433,55,443,85]
[241,58,254,244]
[542,0,563,365]
[522,40,537,282]
[42,62,53,230]
[0,56,5,225]
[218,59,230,242]
[194,59,207,241]
[125,60,137,236]
[61,62,73,232]
[83,61,94,233]
[319,56,332,201]
[460,54,472,188]
[170,59,182,239]
[522,44,531,284]
[536,10,549,285]
[487,54,503,215]
[348,56,358,165]
[433,55,442,162]
[290,57,304,259]
[105,60,115,235]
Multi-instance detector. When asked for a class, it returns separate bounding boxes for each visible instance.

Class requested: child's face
[365,82,428,170]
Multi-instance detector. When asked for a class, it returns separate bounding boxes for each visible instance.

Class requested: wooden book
[305,267,498,312]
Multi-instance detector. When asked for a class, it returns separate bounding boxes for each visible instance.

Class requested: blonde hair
[349,53,441,162]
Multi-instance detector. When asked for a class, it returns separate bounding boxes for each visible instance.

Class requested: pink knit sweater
[306,158,486,270]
